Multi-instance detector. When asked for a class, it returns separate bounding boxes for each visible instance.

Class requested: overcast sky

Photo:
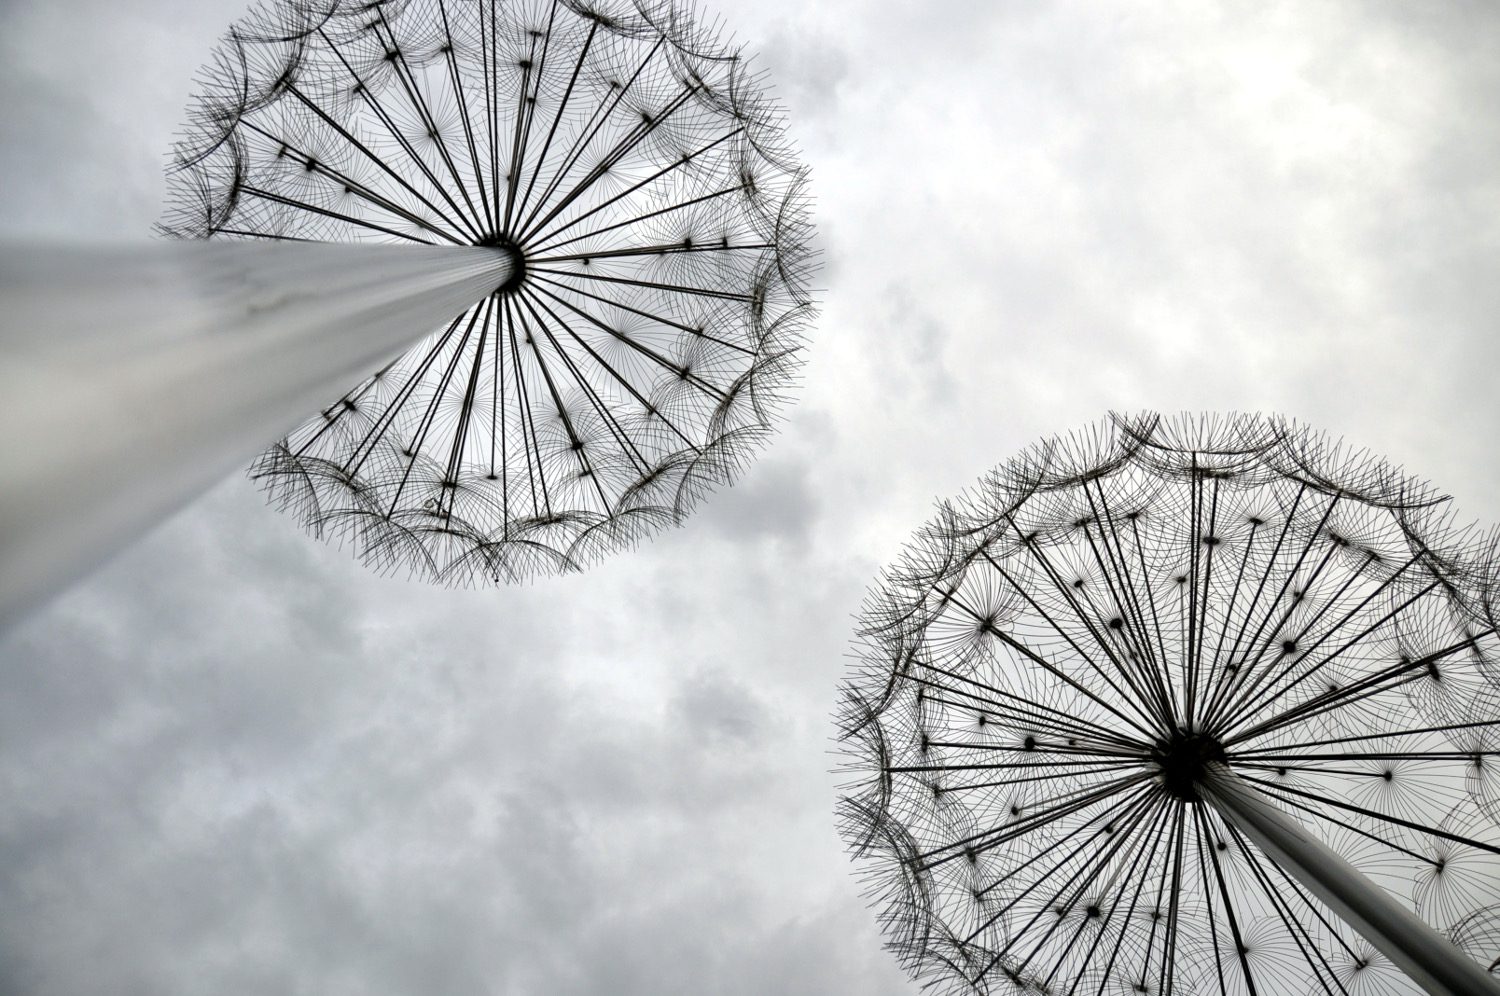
[3,1,1500,994]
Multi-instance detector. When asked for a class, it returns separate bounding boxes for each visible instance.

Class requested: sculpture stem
[1200,762,1500,996]
[0,240,513,627]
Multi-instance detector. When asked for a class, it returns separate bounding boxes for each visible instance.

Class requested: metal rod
[1200,762,1500,996]
[0,240,513,628]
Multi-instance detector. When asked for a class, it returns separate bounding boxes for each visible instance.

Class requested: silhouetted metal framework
[161,0,814,583]
[837,413,1500,996]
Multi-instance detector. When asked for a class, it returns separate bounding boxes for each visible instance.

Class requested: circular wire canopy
[837,413,1500,995]
[162,0,814,583]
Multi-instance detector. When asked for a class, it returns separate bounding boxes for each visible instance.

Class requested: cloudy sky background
[3,1,1500,993]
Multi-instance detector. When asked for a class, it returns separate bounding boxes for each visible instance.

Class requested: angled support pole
[0,240,513,628]
[1201,762,1500,996]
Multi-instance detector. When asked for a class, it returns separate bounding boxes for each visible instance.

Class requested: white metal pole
[0,240,514,628]
[1200,762,1500,996]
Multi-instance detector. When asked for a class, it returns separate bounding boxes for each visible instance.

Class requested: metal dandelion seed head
[837,412,1500,996]
[161,0,816,584]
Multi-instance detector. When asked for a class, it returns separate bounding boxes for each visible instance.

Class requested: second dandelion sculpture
[837,413,1500,996]
[161,0,814,584]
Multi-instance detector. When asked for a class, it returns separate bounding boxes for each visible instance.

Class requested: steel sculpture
[0,0,813,622]
[837,412,1500,996]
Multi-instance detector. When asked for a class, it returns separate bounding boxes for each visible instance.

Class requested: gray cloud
[691,450,821,545]
[4,0,1500,994]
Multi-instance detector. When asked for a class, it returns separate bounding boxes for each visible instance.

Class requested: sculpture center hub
[479,235,527,294]
[1150,729,1226,802]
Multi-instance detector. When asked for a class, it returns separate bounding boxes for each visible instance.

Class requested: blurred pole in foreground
[0,241,513,628]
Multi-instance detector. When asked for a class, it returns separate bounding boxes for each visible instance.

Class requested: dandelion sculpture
[836,413,1500,996]
[164,0,814,584]
[0,0,812,621]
